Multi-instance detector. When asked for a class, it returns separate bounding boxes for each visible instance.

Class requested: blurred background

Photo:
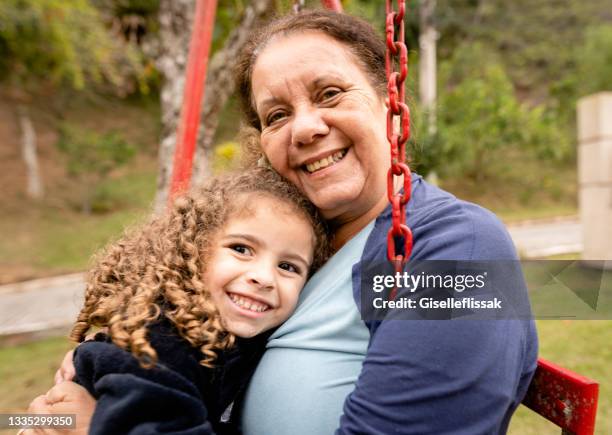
[0,0,610,433]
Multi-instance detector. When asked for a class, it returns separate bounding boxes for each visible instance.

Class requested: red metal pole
[168,0,218,203]
[321,0,343,12]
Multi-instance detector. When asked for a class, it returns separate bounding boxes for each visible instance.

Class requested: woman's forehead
[251,32,368,99]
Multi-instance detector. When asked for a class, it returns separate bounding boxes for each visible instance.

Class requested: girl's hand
[54,349,75,385]
[54,330,102,384]
[24,381,95,435]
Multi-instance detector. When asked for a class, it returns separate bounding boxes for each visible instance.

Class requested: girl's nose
[291,107,330,147]
[246,265,275,290]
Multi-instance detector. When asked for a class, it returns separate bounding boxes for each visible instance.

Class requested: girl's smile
[205,194,316,338]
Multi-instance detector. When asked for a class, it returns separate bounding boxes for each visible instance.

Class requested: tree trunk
[419,0,437,135]
[18,105,44,199]
[154,0,195,213]
[153,0,275,213]
[191,0,275,186]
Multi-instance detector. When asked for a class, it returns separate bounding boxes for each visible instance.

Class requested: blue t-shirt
[242,221,374,435]
[244,174,538,434]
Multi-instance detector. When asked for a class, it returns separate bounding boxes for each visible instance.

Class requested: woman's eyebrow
[256,96,281,115]
[311,74,347,90]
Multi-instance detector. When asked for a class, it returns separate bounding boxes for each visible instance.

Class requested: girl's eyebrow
[283,252,311,270]
[224,233,310,268]
[224,233,261,245]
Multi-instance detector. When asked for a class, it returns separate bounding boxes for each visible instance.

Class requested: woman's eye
[320,88,341,101]
[229,244,252,255]
[266,110,287,125]
[279,262,300,274]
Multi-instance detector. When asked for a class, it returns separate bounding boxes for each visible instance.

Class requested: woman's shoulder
[372,174,517,261]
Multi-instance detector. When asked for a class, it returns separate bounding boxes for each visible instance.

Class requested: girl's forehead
[227,193,301,221]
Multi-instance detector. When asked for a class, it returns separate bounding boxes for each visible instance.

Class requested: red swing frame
[168,2,600,434]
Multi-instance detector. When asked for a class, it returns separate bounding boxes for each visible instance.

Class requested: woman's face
[251,31,390,223]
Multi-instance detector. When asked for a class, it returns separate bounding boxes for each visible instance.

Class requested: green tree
[413,43,568,181]
[56,124,136,213]
[0,0,145,92]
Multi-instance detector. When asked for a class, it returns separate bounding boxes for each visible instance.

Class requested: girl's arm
[71,321,217,435]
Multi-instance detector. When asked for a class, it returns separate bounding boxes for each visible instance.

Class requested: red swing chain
[385,0,413,300]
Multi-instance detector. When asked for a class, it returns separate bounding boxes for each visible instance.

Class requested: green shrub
[412,43,570,181]
[56,124,136,213]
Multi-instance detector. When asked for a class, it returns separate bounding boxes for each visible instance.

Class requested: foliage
[0,0,146,93]
[412,43,569,181]
[56,124,136,213]
[552,24,612,120]
[576,25,612,96]
[434,0,612,99]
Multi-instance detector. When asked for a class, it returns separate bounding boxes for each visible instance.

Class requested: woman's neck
[330,193,389,251]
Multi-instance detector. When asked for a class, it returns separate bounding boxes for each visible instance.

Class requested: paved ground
[0,273,85,338]
[506,217,582,258]
[0,218,582,339]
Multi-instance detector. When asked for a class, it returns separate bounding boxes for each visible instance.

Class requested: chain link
[385,0,413,299]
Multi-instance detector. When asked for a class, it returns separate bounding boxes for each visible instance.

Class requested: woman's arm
[337,318,535,434]
[25,381,95,435]
[338,202,537,434]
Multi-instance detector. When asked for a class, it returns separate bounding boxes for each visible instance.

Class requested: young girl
[69,168,330,434]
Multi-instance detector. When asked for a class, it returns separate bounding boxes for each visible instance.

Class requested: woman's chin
[310,186,366,220]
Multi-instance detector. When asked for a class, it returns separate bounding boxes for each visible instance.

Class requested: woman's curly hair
[70,168,331,368]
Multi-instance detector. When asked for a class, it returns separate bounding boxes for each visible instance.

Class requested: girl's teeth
[229,293,269,312]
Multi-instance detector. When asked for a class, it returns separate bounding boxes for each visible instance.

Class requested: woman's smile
[301,148,349,175]
[252,31,391,227]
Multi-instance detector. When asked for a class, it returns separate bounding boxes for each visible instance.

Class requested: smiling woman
[252,32,390,234]
[234,10,538,435]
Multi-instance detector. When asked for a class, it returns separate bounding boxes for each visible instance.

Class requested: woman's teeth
[229,293,270,312]
[305,149,347,173]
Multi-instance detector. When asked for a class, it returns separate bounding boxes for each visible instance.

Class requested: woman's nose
[291,107,329,147]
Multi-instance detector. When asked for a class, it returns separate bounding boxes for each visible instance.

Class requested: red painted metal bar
[321,0,343,12]
[523,358,599,434]
[168,0,218,203]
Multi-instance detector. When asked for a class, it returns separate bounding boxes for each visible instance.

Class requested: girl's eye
[320,88,341,101]
[266,110,287,125]
[229,244,252,255]
[279,262,301,275]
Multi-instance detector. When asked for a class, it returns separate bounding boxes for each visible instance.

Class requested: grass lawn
[0,165,157,283]
[0,321,609,433]
[0,337,73,412]
[508,320,612,434]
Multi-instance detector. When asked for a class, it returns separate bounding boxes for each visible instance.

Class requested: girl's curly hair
[70,168,331,368]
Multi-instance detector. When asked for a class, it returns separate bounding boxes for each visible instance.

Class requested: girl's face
[205,195,315,338]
